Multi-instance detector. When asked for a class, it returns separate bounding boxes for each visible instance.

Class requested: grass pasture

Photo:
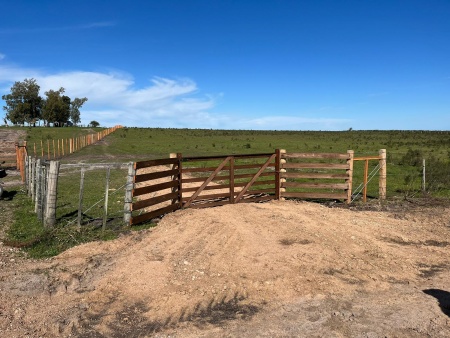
[3,126,450,258]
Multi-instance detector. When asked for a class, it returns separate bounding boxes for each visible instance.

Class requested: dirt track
[1,199,450,337]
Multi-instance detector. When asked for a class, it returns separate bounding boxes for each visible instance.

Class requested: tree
[89,120,100,127]
[42,88,71,126]
[2,78,42,126]
[69,97,88,125]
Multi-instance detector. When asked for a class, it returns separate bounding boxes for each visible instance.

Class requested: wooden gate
[130,152,279,225]
[181,153,279,209]
[279,150,354,203]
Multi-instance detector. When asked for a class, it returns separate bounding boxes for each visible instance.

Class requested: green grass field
[3,126,449,258]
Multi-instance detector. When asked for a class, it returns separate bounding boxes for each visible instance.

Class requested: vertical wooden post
[102,167,111,231]
[176,153,183,209]
[41,140,44,158]
[346,150,354,204]
[278,149,287,199]
[275,149,281,200]
[422,158,426,194]
[27,156,32,196]
[31,157,36,201]
[229,156,235,203]
[35,159,41,214]
[44,161,60,228]
[379,149,387,200]
[123,162,135,225]
[77,167,86,230]
[363,159,369,203]
[47,140,50,160]
[34,143,36,157]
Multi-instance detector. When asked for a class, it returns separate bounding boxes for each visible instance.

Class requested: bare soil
[1,128,449,337]
[1,198,450,337]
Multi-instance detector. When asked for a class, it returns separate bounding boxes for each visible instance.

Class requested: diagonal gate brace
[234,154,276,203]
[183,156,231,208]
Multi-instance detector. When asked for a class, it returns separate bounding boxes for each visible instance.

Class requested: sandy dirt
[1,197,450,337]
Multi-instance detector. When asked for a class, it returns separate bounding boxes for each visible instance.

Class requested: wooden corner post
[379,149,387,200]
[123,162,135,225]
[44,160,60,228]
[346,150,354,204]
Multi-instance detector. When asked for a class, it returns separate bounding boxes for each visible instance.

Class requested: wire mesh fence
[56,163,132,228]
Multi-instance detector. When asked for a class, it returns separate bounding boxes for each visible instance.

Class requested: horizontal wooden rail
[181,153,275,162]
[132,191,179,211]
[131,204,179,225]
[282,182,349,190]
[281,172,349,179]
[282,163,349,169]
[135,158,179,169]
[133,180,179,197]
[182,162,275,173]
[283,152,350,160]
[282,192,348,200]
[134,169,178,183]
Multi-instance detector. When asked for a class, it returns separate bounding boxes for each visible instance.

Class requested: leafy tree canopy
[2,78,88,126]
[2,78,42,126]
[89,120,100,127]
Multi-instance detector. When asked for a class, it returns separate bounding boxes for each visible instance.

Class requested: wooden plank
[181,172,274,184]
[134,168,178,183]
[182,191,231,202]
[189,195,274,209]
[182,179,275,193]
[243,188,275,194]
[284,152,349,160]
[281,172,348,179]
[282,192,348,200]
[133,180,179,197]
[183,183,231,193]
[182,162,275,173]
[135,157,178,169]
[182,153,275,162]
[282,182,349,190]
[282,163,349,170]
[132,191,179,211]
[188,200,230,209]
[237,195,274,203]
[131,204,180,225]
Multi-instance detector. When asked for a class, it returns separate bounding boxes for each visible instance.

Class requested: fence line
[18,149,386,227]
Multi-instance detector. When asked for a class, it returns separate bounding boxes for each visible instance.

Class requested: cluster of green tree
[2,78,88,127]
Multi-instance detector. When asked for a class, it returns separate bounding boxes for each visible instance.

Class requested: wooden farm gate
[130,149,386,225]
[279,150,354,202]
[130,152,279,225]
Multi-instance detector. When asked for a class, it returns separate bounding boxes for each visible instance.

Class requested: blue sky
[1,0,449,130]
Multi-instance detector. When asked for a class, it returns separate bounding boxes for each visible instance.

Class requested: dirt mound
[1,201,450,337]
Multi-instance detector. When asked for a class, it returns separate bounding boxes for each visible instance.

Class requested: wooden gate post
[346,150,354,203]
[77,167,86,230]
[123,162,135,225]
[44,160,60,228]
[379,149,387,200]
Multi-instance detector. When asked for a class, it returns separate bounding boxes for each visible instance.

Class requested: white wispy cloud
[0,62,216,127]
[0,60,352,130]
